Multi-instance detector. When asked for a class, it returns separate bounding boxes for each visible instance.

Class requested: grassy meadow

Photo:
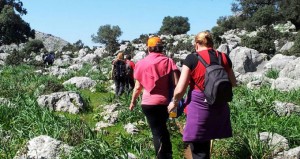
[0,62,299,159]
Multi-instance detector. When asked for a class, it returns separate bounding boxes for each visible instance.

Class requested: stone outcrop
[271,77,300,91]
[14,135,72,159]
[229,47,267,74]
[63,77,96,89]
[37,91,84,114]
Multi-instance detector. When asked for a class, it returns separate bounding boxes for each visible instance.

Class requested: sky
[22,0,234,47]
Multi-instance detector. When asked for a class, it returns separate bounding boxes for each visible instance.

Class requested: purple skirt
[183,90,232,142]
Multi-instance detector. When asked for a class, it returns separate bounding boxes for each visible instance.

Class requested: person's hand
[168,101,178,113]
[129,100,136,111]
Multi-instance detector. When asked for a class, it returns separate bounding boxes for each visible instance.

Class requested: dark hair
[125,54,132,60]
[148,45,164,53]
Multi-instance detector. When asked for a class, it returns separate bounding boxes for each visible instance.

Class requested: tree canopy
[0,0,34,45]
[0,0,27,15]
[228,0,300,31]
[159,16,190,35]
[0,5,35,45]
[91,24,122,54]
[279,0,300,30]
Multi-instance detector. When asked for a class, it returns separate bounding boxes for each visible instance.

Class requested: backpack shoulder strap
[195,52,209,68]
[215,50,222,65]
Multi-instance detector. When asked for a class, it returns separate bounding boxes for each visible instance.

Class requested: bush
[285,31,300,57]
[211,26,226,48]
[22,39,44,54]
[241,27,280,54]
[132,34,149,44]
[5,49,29,66]
[62,40,86,53]
[265,69,279,79]
[169,40,194,53]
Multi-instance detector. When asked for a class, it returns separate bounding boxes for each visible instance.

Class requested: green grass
[1,64,300,159]
[265,68,280,79]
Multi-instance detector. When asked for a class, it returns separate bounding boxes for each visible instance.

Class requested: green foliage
[252,5,278,27]
[62,40,85,53]
[5,40,44,66]
[241,27,280,54]
[279,0,300,30]
[22,39,45,54]
[91,24,122,54]
[265,69,279,79]
[217,16,239,31]
[168,40,194,54]
[284,31,300,57]
[0,5,35,45]
[211,26,226,47]
[159,16,190,35]
[1,63,300,158]
[132,34,149,44]
[0,0,27,15]
[5,49,29,66]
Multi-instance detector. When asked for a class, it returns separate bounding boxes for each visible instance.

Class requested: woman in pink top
[129,37,179,159]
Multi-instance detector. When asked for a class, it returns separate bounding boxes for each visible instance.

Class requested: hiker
[129,36,180,159]
[43,52,55,66]
[124,54,135,92]
[112,52,126,96]
[167,31,237,159]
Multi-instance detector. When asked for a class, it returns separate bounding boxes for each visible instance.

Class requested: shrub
[265,69,279,79]
[285,31,300,57]
[62,40,86,53]
[169,40,194,53]
[22,39,44,54]
[5,49,29,65]
[211,26,226,48]
[241,27,280,54]
[132,34,149,44]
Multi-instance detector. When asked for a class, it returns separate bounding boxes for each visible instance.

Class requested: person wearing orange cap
[129,36,180,159]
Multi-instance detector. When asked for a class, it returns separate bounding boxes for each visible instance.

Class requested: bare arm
[168,65,190,112]
[228,69,237,87]
[129,80,143,111]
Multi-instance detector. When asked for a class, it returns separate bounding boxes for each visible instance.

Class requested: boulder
[230,47,267,74]
[133,51,146,62]
[37,91,84,114]
[124,123,139,134]
[14,135,72,159]
[217,44,230,55]
[259,132,289,155]
[273,101,300,116]
[63,77,96,89]
[279,57,300,80]
[271,77,300,91]
[94,47,107,58]
[283,146,300,159]
[279,42,294,53]
[264,54,297,71]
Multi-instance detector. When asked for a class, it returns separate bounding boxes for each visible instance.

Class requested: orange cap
[147,37,161,47]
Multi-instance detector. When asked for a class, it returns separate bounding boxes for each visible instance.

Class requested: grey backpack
[195,51,233,105]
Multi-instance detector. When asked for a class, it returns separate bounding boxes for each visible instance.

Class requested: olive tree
[91,24,122,54]
[159,16,190,35]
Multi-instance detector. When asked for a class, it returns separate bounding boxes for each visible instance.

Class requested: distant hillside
[34,31,69,52]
